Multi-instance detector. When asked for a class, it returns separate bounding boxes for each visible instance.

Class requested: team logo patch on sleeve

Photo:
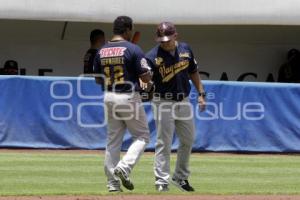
[141,58,151,70]
[155,57,163,66]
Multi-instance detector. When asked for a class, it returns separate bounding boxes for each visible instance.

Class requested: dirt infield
[1,195,300,200]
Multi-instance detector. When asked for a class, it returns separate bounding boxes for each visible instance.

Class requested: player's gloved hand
[198,95,206,112]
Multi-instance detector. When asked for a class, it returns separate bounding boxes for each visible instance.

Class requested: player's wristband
[198,92,206,97]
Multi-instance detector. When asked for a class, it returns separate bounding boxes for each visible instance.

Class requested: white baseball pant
[103,92,150,189]
[152,97,195,185]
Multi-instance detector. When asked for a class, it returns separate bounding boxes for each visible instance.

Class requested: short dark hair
[3,60,18,75]
[4,60,18,70]
[90,29,105,44]
[113,16,133,35]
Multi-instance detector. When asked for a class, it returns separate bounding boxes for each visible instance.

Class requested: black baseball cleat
[170,178,195,192]
[114,167,134,190]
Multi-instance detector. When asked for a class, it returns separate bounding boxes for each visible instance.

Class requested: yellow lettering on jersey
[114,65,124,84]
[104,66,111,86]
[158,60,189,82]
[101,57,124,65]
[103,65,125,86]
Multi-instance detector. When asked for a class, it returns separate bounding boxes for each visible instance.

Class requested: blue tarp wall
[0,76,300,152]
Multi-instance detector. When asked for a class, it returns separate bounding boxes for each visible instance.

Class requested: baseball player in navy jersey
[146,22,206,192]
[93,16,152,192]
[83,29,105,74]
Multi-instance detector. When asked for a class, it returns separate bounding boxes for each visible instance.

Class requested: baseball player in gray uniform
[146,22,206,192]
[94,16,152,192]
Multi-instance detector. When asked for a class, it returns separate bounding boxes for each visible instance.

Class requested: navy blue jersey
[84,48,98,74]
[94,40,150,92]
[146,42,198,101]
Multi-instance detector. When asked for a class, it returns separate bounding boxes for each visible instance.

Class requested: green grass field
[0,151,300,196]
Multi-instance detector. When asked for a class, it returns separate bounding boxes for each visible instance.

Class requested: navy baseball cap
[156,22,177,42]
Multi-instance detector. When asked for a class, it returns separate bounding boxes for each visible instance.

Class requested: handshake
[139,79,155,102]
